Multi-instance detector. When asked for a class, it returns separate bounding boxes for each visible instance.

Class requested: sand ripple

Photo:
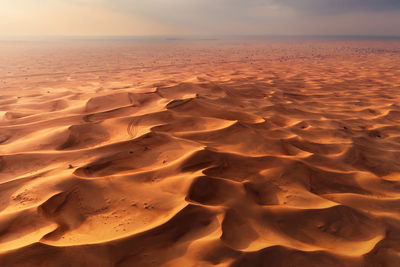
[0,40,400,266]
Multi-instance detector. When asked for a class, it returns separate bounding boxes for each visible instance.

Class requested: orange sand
[0,39,400,266]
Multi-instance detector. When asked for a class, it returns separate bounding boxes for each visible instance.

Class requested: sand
[0,39,399,266]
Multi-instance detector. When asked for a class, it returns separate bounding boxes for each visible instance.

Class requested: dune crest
[0,40,400,266]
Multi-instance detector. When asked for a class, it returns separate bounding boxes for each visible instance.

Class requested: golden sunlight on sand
[0,39,399,266]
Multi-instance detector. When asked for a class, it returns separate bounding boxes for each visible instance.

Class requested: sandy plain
[0,39,399,266]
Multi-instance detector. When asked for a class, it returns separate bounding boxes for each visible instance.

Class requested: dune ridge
[0,39,400,266]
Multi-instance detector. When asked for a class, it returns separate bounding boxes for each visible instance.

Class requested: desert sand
[0,39,399,266]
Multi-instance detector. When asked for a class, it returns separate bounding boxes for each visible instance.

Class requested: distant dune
[0,39,399,266]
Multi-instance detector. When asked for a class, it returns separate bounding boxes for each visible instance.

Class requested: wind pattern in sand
[0,40,400,266]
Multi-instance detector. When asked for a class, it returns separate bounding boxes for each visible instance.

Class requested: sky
[1,0,400,37]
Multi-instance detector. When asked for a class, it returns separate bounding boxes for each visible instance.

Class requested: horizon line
[1,34,400,41]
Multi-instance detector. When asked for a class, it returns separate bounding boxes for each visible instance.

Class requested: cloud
[279,0,400,15]
[0,0,174,36]
[1,0,400,36]
[98,0,400,35]
[105,0,400,17]
[101,0,400,24]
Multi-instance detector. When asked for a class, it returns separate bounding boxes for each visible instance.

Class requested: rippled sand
[0,39,400,266]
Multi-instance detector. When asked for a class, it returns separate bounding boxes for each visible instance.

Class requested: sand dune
[0,39,400,266]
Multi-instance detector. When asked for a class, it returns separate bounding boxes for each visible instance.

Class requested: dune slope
[0,39,400,266]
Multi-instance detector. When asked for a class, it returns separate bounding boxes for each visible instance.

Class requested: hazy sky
[1,0,400,36]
